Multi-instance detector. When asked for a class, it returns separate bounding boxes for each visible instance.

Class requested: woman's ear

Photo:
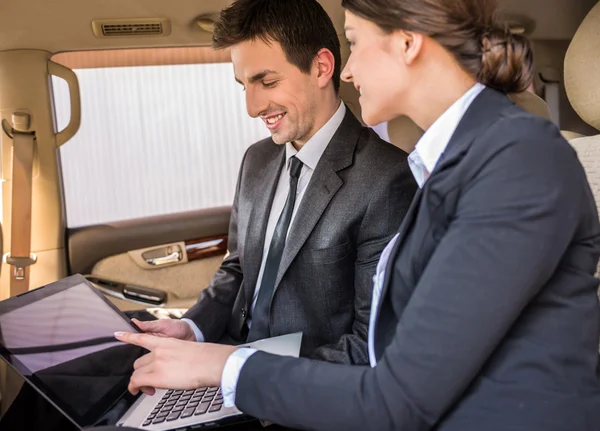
[392,30,424,65]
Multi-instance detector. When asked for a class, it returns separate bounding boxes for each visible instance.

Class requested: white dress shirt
[220,82,485,408]
[370,122,391,143]
[182,102,346,342]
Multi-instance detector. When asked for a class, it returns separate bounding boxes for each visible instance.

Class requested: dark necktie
[247,156,303,342]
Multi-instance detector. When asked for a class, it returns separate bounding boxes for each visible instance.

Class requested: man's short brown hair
[213,0,342,93]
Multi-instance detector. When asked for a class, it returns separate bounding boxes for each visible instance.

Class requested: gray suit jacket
[183,108,416,364]
[232,89,600,430]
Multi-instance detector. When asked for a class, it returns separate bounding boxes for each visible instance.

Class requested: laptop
[0,274,302,430]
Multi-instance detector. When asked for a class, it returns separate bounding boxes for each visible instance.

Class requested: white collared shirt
[407,83,485,188]
[183,102,346,341]
[368,83,485,366]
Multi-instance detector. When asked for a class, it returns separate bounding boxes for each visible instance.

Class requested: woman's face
[341,11,410,126]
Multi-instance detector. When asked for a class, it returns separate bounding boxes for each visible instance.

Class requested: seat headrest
[508,92,552,120]
[387,116,424,153]
[564,2,600,130]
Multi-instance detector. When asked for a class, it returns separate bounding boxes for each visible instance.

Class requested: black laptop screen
[0,274,146,428]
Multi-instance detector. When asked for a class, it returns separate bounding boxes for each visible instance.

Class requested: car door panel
[67,206,230,310]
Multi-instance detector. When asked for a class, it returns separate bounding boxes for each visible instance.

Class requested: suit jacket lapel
[273,108,363,290]
[374,88,513,328]
[375,187,423,320]
[431,88,511,176]
[243,146,286,306]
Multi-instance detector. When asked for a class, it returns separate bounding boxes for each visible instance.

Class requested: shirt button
[241,308,247,318]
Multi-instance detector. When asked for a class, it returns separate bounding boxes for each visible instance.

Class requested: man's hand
[114,331,237,395]
[131,318,196,342]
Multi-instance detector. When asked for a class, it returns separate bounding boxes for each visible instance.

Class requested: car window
[52,47,269,228]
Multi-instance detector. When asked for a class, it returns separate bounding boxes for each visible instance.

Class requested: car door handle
[145,251,182,266]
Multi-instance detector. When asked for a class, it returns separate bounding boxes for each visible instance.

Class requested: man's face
[231,38,318,146]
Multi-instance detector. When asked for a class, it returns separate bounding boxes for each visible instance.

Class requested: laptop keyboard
[142,387,224,427]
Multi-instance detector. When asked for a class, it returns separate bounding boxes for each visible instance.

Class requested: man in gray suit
[134,0,415,364]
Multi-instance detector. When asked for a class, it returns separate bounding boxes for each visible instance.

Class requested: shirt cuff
[221,348,258,408]
[181,318,205,342]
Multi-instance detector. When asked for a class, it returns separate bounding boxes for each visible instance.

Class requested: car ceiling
[0,0,597,54]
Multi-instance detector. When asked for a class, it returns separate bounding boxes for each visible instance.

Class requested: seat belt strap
[5,113,36,296]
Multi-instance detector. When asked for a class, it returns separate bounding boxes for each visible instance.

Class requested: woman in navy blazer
[118,0,600,429]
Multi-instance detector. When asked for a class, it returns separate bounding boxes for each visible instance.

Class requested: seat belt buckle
[4,253,37,280]
[2,113,35,139]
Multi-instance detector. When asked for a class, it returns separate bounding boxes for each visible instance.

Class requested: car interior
[0,0,598,419]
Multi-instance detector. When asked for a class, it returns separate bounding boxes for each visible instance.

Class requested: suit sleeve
[310,157,416,364]
[233,119,589,430]
[182,150,249,342]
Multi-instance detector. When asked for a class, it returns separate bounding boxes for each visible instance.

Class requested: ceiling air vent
[92,18,171,38]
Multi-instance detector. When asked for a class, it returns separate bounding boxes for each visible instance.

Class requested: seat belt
[4,112,37,296]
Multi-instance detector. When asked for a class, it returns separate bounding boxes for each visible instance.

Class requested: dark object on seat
[86,276,167,307]
[124,309,158,322]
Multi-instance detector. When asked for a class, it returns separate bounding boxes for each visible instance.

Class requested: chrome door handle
[146,251,182,266]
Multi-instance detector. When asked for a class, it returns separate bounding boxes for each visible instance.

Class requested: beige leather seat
[563,1,600,275]
[508,91,552,120]
[564,2,600,217]
[386,91,553,154]
[561,130,586,140]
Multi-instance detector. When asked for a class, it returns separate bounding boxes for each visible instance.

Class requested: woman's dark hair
[213,0,342,93]
[342,0,533,93]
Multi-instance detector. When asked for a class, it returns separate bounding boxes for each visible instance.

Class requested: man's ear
[314,48,336,89]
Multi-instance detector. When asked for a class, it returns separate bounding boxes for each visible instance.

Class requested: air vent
[103,23,162,36]
[92,18,171,38]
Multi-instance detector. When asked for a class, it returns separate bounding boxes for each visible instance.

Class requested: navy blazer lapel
[375,187,423,320]
[243,146,286,306]
[272,108,362,291]
[432,88,513,175]
[375,88,512,317]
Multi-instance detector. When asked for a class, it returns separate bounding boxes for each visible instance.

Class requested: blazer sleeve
[233,118,592,430]
[182,150,248,342]
[310,159,416,364]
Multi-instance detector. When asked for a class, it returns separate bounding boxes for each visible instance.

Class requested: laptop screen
[0,274,146,428]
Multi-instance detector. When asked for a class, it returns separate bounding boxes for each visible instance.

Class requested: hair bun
[478,27,534,94]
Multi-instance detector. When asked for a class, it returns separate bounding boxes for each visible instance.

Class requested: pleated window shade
[51,48,269,228]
